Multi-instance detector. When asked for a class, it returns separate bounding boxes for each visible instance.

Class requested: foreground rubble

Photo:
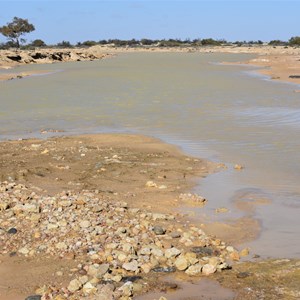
[0,181,242,299]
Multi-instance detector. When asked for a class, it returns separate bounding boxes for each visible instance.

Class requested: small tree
[0,17,35,48]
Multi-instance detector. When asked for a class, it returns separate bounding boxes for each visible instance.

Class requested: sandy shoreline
[1,48,300,298]
[0,133,249,299]
[1,45,300,87]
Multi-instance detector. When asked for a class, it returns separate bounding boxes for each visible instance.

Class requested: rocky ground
[1,134,299,300]
[0,48,112,80]
[0,134,231,300]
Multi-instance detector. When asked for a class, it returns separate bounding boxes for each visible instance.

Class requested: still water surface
[1,53,300,258]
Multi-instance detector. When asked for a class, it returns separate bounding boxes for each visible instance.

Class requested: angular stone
[96,284,115,300]
[174,256,189,271]
[184,252,199,265]
[141,263,152,274]
[67,279,82,293]
[202,264,216,275]
[122,260,139,272]
[151,247,164,257]
[185,264,202,276]
[87,264,109,278]
[165,247,181,259]
[82,282,97,295]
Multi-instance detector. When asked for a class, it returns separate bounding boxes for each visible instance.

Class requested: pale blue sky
[0,0,299,44]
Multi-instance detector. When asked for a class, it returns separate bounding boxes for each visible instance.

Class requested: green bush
[289,36,300,46]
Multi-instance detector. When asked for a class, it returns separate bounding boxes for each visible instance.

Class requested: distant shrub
[56,40,73,48]
[81,40,97,47]
[289,36,300,46]
[98,40,108,45]
[268,40,287,46]
[201,38,222,46]
[30,39,46,47]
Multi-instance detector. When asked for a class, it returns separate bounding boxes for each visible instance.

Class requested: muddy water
[1,52,300,258]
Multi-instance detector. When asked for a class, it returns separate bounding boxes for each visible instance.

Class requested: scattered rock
[202,264,216,275]
[174,256,189,271]
[25,296,42,300]
[7,227,17,234]
[165,247,181,258]
[153,226,166,235]
[191,246,213,256]
[67,279,82,293]
[122,260,139,272]
[185,263,202,275]
[234,164,244,170]
[152,266,176,273]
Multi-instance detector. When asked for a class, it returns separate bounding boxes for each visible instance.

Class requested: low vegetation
[1,16,299,50]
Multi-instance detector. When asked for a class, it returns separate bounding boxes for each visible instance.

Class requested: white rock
[68,278,82,293]
[82,282,97,295]
[185,264,202,276]
[122,260,139,272]
[165,247,181,258]
[202,264,216,275]
[18,247,29,255]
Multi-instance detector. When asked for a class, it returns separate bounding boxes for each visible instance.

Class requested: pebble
[122,260,139,272]
[185,264,202,275]
[25,296,42,300]
[191,246,213,256]
[152,266,176,273]
[7,227,17,234]
[153,226,166,235]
